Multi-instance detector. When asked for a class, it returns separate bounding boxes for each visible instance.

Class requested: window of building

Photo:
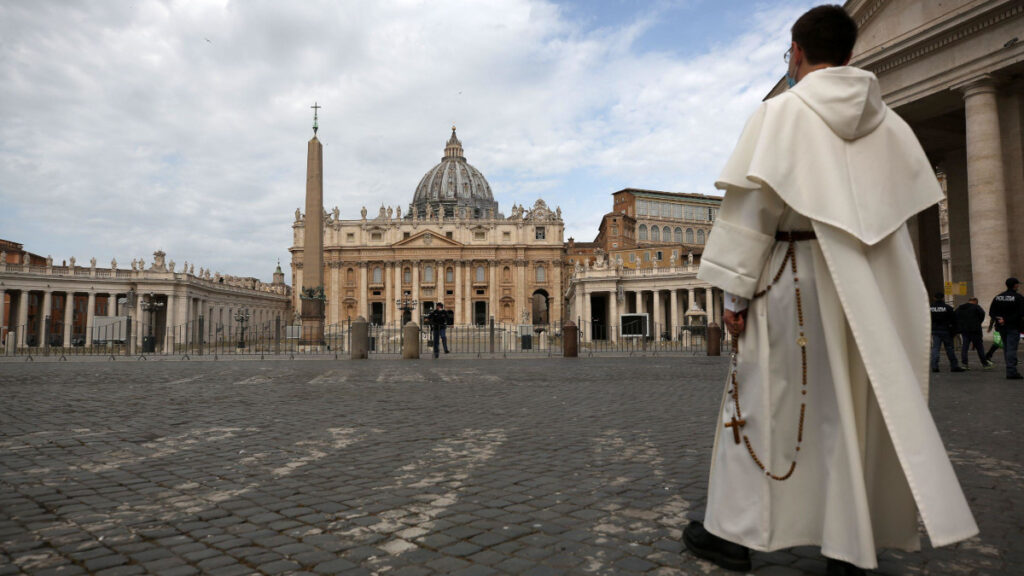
[403,232,411,239]
[655,251,663,260]
[612,242,618,248]
[535,227,546,240]
[446,267,454,282]
[474,231,486,241]
[662,226,671,241]
[709,208,717,221]
[644,252,650,262]
[371,232,382,241]
[611,225,618,235]
[536,266,546,282]
[673,204,682,219]
[638,224,648,241]
[372,267,382,284]
[476,266,485,283]
[446,231,453,239]
[502,266,511,283]
[686,228,694,243]
[346,233,354,242]
[503,231,511,241]
[424,265,434,283]
[404,267,412,284]
[347,268,355,284]
[651,226,661,242]
[674,227,682,243]
[697,229,706,244]
[628,253,636,262]
[638,200,648,216]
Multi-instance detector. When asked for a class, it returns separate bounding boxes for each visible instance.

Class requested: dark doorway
[474,301,488,326]
[370,302,384,325]
[590,293,608,340]
[531,290,550,325]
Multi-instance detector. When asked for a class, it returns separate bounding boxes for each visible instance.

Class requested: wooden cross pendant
[725,416,746,445]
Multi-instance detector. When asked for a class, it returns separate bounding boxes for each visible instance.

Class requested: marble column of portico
[552,263,562,324]
[608,288,618,342]
[412,262,421,324]
[40,291,52,348]
[961,76,1012,305]
[581,284,591,342]
[17,291,30,347]
[436,260,445,306]
[454,262,463,324]
[394,263,403,324]
[0,288,5,341]
[359,264,369,319]
[687,288,696,326]
[517,262,527,321]
[706,287,715,325]
[489,264,498,322]
[652,290,662,340]
[635,291,643,315]
[83,291,95,344]
[384,263,393,326]
[331,264,341,325]
[465,262,473,323]
[62,292,73,346]
[670,289,679,341]
[164,293,176,353]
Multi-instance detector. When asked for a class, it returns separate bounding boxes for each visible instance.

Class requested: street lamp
[234,308,251,349]
[395,291,418,347]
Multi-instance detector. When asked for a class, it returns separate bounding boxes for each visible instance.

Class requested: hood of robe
[790,67,886,140]
[715,66,942,246]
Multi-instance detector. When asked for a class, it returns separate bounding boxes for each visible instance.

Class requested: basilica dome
[411,127,499,219]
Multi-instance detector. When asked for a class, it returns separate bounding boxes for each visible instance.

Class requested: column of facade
[384,263,393,326]
[552,262,562,325]
[330,263,341,325]
[18,291,30,347]
[436,260,445,306]
[394,262,404,324]
[581,285,591,342]
[465,261,473,323]
[135,294,144,348]
[961,76,1011,304]
[635,291,643,315]
[706,287,715,326]
[517,261,527,322]
[359,264,369,319]
[687,288,696,326]
[572,285,582,324]
[489,263,498,322]
[0,288,6,345]
[670,289,679,341]
[608,289,618,342]
[652,290,662,340]
[40,291,52,348]
[62,292,73,346]
[412,261,421,325]
[85,291,96,347]
[164,293,176,353]
[454,261,463,324]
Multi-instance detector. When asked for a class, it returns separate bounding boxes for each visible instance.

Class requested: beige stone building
[771,1,1024,307]
[290,128,566,328]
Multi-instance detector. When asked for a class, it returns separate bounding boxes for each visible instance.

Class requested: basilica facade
[290,128,565,328]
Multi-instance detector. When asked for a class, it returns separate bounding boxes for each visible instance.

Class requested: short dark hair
[933,292,945,301]
[792,5,857,66]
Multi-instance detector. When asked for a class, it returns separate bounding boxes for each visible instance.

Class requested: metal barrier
[574,319,726,356]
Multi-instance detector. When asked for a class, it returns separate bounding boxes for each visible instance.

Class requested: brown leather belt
[775,230,817,242]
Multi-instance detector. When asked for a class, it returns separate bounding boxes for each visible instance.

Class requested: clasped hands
[724,309,747,337]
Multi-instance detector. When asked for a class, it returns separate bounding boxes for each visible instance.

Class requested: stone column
[0,288,5,342]
[670,289,679,341]
[359,264,369,319]
[135,294,144,348]
[581,285,591,342]
[62,293,73,346]
[635,290,643,315]
[395,262,403,324]
[412,262,420,324]
[961,76,1011,305]
[465,262,473,323]
[552,262,562,324]
[608,289,618,342]
[517,261,527,322]
[17,291,29,347]
[384,263,393,326]
[489,263,498,322]
[706,287,715,326]
[454,261,463,324]
[330,263,341,325]
[164,293,176,353]
[573,284,581,324]
[40,291,52,348]
[436,260,445,305]
[652,290,662,340]
[687,288,696,326]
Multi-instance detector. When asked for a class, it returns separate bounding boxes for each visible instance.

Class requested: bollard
[563,321,578,358]
[402,322,421,359]
[350,316,369,359]
[707,323,722,356]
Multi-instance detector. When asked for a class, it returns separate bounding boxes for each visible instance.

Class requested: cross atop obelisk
[311,102,321,135]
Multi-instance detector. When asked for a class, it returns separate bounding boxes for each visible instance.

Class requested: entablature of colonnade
[848,0,1024,109]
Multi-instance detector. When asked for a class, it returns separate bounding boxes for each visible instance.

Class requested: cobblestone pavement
[1,357,1020,575]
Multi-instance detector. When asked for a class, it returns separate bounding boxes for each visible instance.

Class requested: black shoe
[931,368,940,373]
[951,366,966,373]
[682,521,751,572]
[444,349,449,354]
[1008,374,1024,380]
[827,559,866,576]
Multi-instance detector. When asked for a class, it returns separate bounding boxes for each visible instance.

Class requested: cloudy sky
[1,0,817,283]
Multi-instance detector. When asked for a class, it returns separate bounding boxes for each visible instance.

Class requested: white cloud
[0,0,813,281]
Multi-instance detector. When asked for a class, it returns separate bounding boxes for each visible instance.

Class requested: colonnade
[572,285,721,342]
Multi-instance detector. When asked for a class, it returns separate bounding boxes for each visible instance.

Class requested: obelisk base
[299,298,325,346]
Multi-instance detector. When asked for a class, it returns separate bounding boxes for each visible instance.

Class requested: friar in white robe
[691,9,978,572]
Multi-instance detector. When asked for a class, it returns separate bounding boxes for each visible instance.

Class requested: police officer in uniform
[955,297,992,370]
[931,292,965,373]
[989,277,1024,380]
[425,303,450,358]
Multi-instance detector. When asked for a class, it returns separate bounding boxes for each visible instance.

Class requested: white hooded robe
[696,67,978,569]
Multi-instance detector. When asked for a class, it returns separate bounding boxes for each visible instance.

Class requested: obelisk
[300,102,326,345]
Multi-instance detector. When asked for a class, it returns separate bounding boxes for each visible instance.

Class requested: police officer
[931,292,965,373]
[425,303,450,358]
[955,297,992,370]
[989,277,1024,380]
